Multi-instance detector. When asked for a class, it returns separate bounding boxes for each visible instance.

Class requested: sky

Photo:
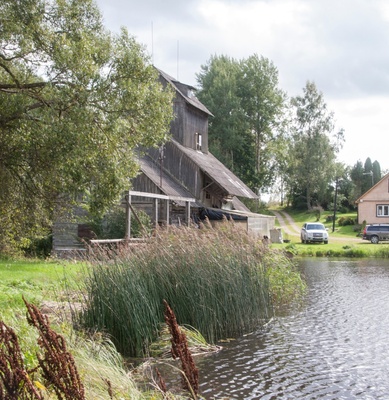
[95,0,389,172]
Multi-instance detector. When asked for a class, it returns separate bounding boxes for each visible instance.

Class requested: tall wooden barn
[128,69,274,235]
[52,69,275,256]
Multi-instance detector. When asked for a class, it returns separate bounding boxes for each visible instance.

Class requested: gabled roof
[355,172,389,203]
[171,139,258,199]
[157,68,213,116]
[137,155,202,207]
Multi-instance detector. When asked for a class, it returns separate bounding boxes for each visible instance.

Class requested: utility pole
[332,178,338,233]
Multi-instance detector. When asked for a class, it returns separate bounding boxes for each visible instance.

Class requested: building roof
[157,68,213,116]
[355,172,389,203]
[138,155,202,207]
[171,139,258,199]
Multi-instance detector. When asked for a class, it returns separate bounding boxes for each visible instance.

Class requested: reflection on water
[197,259,389,399]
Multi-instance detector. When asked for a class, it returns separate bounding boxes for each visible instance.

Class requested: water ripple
[197,259,389,399]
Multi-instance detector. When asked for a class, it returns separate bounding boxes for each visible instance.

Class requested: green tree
[237,54,286,188]
[196,55,252,181]
[372,160,381,184]
[287,81,344,209]
[362,157,374,193]
[197,54,286,191]
[350,160,365,201]
[0,0,174,252]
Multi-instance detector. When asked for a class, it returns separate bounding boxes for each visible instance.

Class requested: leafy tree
[196,55,252,182]
[0,0,174,251]
[350,158,381,202]
[372,160,382,184]
[326,163,355,212]
[350,160,365,201]
[237,54,286,189]
[286,81,344,209]
[362,157,374,193]
[197,54,286,191]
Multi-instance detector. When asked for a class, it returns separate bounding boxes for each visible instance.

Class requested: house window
[377,205,389,217]
[195,132,202,151]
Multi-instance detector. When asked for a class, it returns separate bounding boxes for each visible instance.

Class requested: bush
[88,205,152,239]
[22,234,53,258]
[337,216,356,226]
[312,206,323,222]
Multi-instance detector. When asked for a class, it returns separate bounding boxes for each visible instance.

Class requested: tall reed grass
[79,221,303,357]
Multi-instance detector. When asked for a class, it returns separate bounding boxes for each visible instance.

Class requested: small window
[195,132,202,151]
[377,205,389,217]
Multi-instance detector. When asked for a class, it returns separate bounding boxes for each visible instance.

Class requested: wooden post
[166,198,170,226]
[154,198,159,229]
[125,192,131,239]
[185,201,191,227]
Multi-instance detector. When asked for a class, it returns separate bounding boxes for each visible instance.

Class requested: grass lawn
[270,207,389,257]
[0,257,83,318]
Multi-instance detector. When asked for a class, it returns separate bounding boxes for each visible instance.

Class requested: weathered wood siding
[171,101,209,152]
[131,173,197,227]
[159,142,203,199]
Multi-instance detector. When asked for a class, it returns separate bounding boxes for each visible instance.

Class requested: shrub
[88,206,152,239]
[22,234,53,259]
[312,206,323,222]
[325,215,336,223]
[337,216,356,226]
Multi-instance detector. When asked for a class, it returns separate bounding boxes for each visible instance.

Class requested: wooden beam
[128,190,195,203]
[185,201,191,227]
[125,193,131,239]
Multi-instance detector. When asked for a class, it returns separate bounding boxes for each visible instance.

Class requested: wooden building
[129,69,274,236]
[52,69,275,256]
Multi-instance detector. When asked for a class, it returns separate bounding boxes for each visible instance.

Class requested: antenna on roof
[151,21,154,65]
[177,40,179,80]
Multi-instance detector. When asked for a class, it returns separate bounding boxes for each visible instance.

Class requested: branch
[0,81,49,90]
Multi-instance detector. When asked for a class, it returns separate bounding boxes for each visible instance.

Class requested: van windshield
[307,224,325,230]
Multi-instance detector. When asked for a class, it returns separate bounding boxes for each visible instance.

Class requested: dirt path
[271,210,301,236]
[271,210,361,243]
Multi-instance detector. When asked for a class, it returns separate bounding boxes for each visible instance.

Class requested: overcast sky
[95,0,389,172]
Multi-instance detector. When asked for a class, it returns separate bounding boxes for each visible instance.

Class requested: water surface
[197,258,389,399]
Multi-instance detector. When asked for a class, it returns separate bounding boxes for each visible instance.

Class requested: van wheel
[324,240,328,244]
[371,235,379,244]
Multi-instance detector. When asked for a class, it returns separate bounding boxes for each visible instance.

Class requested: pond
[196,258,389,399]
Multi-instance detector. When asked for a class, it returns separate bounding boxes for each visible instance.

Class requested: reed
[80,221,302,357]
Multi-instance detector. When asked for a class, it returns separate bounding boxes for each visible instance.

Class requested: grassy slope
[0,258,155,399]
[270,207,389,257]
[0,258,82,318]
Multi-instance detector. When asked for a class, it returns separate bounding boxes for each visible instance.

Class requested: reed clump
[80,221,303,357]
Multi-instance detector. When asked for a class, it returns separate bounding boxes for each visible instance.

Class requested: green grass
[272,241,389,258]
[270,207,389,257]
[0,258,172,399]
[0,258,83,317]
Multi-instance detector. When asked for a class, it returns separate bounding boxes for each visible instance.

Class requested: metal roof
[157,68,213,116]
[138,155,203,207]
[171,139,258,199]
